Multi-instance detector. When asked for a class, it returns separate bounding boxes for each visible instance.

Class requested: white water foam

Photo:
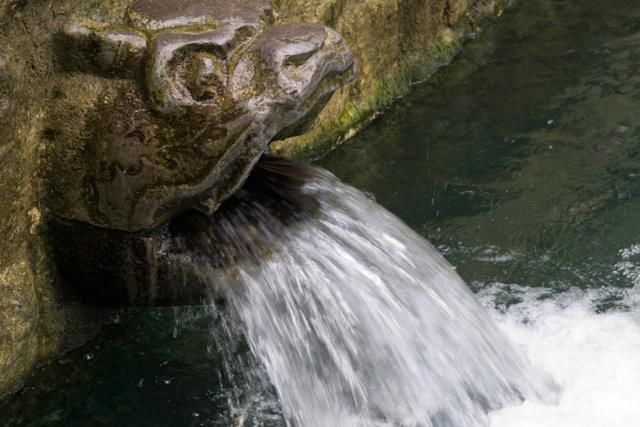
[480,283,640,427]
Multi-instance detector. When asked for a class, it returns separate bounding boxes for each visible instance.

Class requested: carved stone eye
[185,53,225,102]
[254,24,333,99]
[146,29,237,115]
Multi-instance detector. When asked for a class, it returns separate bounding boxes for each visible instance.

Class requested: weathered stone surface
[48,0,356,231]
[0,0,356,400]
[129,0,272,30]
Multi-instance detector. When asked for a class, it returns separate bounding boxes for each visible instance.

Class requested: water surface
[321,0,640,298]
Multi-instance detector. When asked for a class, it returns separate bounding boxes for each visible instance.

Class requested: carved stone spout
[47,0,357,232]
[33,0,357,306]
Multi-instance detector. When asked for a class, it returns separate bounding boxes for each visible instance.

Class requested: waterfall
[168,156,554,426]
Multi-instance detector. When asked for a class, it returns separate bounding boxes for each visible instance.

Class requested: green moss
[273,36,464,160]
[273,0,507,161]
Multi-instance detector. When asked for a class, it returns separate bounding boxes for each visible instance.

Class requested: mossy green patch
[272,0,505,160]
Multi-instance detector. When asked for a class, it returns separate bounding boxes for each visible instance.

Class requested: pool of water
[321,0,640,299]
[3,0,640,425]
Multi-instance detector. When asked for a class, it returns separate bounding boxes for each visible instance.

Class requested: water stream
[178,157,553,426]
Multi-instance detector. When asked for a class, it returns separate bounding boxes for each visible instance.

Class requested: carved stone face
[46,0,357,231]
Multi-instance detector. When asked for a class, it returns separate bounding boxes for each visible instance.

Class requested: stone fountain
[0,0,356,398]
[43,0,357,306]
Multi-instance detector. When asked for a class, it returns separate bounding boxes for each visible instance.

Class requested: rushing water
[178,157,554,426]
[3,0,640,425]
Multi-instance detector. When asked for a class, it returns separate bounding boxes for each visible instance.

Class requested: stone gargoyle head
[45,0,357,231]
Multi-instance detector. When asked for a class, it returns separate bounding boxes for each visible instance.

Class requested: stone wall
[0,1,58,398]
[0,0,110,400]
[272,0,508,158]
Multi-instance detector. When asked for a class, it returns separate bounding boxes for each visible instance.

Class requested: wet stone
[128,0,273,31]
[37,0,358,309]
[58,21,147,76]
[48,0,357,231]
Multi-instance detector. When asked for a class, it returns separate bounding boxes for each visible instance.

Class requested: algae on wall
[271,0,508,158]
[0,0,58,398]
[0,0,109,400]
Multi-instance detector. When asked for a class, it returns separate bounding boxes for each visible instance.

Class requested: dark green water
[4,0,640,424]
[1,307,283,426]
[321,0,640,305]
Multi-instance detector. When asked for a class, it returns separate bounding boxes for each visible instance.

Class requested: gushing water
[173,156,554,426]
